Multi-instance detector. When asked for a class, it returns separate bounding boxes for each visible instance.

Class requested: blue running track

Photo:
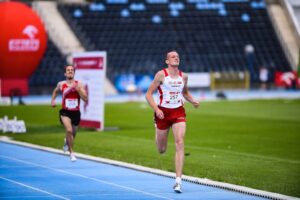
[0,141,269,200]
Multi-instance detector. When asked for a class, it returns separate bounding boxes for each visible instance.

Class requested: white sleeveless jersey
[157,69,185,108]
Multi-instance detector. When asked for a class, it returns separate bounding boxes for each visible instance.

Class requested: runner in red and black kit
[51,65,88,162]
[59,80,81,126]
[146,50,199,193]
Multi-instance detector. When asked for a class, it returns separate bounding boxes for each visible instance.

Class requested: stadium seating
[57,0,291,83]
[29,39,67,94]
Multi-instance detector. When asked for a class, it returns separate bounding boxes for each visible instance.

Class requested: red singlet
[60,80,80,111]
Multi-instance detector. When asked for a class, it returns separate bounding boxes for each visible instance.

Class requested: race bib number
[65,99,78,109]
[168,92,180,104]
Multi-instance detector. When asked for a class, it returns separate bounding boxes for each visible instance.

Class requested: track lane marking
[0,155,172,200]
[0,176,70,200]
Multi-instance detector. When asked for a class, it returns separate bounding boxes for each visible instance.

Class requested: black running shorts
[59,109,81,126]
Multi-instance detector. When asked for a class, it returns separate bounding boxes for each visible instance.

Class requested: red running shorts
[154,106,186,130]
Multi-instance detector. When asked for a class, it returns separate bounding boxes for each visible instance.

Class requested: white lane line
[0,155,173,200]
[0,176,70,200]
[0,139,295,200]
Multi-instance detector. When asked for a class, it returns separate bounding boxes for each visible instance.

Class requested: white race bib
[168,92,180,104]
[65,99,78,109]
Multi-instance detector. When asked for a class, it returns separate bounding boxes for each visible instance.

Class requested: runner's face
[166,52,180,67]
[65,66,75,80]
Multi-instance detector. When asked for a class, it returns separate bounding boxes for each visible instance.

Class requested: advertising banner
[114,74,153,93]
[73,51,106,131]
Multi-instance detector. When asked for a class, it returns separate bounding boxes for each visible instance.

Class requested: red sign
[0,2,47,96]
[275,71,299,88]
[73,57,104,69]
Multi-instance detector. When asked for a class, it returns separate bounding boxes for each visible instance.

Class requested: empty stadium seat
[29,39,67,94]
[57,0,290,83]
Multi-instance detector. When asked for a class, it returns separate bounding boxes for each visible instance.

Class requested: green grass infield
[1,99,300,197]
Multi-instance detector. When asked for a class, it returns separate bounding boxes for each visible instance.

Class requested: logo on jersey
[168,81,183,87]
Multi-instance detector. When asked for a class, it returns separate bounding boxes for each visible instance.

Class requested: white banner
[73,51,106,131]
[187,73,211,88]
[0,116,26,133]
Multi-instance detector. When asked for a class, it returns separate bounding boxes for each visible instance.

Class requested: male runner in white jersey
[146,50,199,193]
[51,65,88,162]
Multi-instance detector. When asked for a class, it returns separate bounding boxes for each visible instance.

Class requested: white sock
[176,177,181,184]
